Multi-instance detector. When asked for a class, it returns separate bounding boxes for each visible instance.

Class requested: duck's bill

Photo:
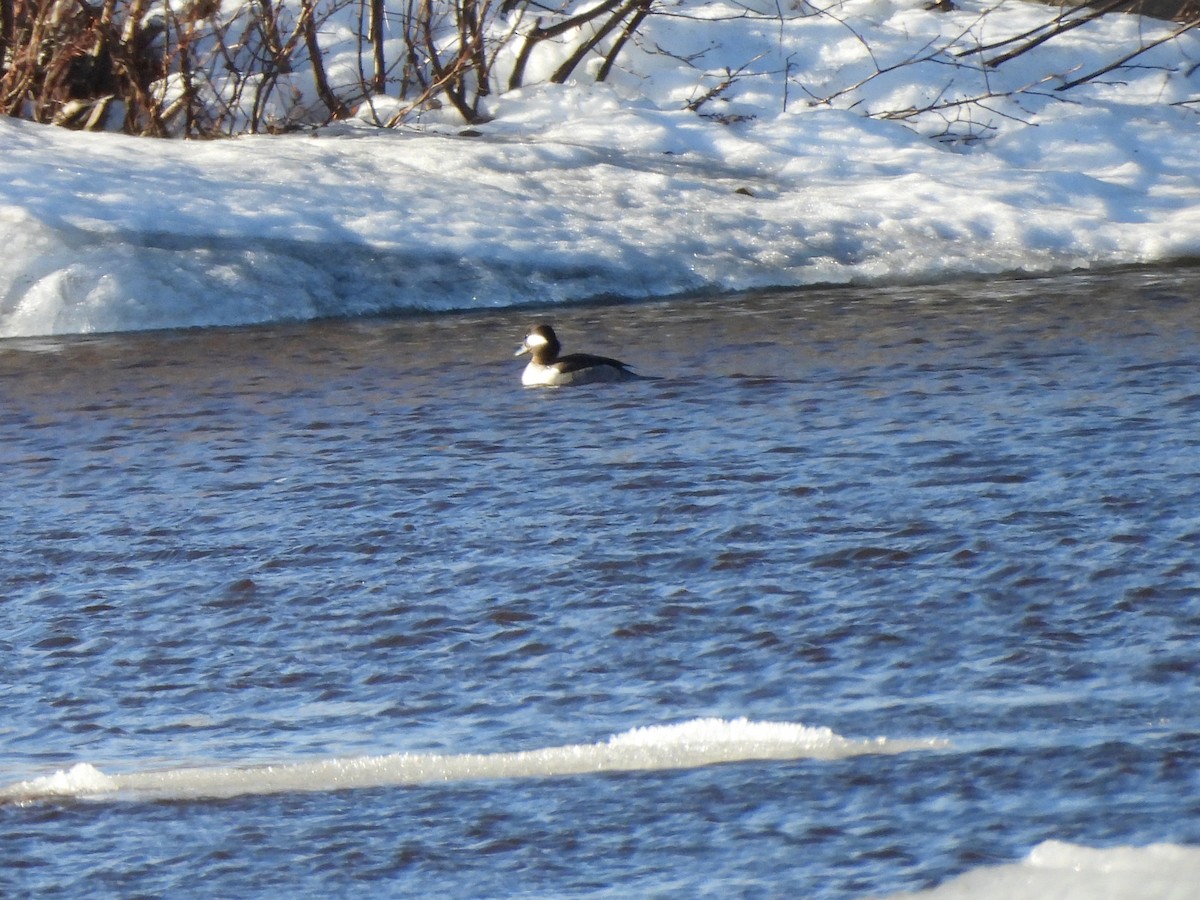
[515,342,531,357]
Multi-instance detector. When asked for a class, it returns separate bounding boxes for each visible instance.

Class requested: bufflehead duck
[515,324,640,387]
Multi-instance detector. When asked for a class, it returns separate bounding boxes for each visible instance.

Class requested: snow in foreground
[900,840,1200,900]
[2,0,1200,338]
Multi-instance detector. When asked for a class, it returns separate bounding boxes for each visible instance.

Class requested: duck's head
[515,324,561,362]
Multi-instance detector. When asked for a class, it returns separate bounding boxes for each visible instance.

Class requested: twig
[1057,16,1200,90]
[983,0,1131,68]
[955,0,1127,63]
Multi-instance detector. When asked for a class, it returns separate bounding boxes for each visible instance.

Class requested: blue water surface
[2,267,1199,897]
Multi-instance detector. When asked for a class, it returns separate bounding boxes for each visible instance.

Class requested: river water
[2,266,1198,897]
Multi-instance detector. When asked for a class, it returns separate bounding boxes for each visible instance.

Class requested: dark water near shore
[2,267,1199,897]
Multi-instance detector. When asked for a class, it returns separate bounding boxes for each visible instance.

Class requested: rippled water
[2,267,1199,896]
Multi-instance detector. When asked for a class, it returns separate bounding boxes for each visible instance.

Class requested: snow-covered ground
[2,0,1199,337]
[902,840,1200,900]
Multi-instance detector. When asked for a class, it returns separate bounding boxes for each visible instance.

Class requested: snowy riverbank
[2,0,1199,337]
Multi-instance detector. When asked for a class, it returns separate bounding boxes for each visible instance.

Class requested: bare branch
[1056,16,1200,91]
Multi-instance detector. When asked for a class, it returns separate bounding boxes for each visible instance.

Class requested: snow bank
[900,840,1200,900]
[2,0,1199,337]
